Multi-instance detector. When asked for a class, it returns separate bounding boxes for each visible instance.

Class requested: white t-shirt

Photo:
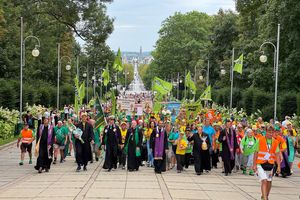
[64,107,69,114]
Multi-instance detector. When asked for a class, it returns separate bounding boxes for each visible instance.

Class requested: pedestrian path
[0,142,299,200]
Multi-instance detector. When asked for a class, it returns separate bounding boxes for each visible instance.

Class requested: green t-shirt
[54,126,68,143]
[240,136,258,156]
[94,127,101,146]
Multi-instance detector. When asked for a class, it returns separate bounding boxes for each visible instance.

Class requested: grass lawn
[0,136,18,146]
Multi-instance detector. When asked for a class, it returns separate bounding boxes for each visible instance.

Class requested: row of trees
[0,0,133,111]
[141,0,300,120]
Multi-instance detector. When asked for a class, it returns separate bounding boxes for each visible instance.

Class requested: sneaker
[83,166,87,171]
[76,166,81,172]
[45,168,49,172]
[249,170,254,176]
[122,166,125,170]
[19,161,24,166]
[38,168,42,173]
[95,157,99,162]
[29,160,32,164]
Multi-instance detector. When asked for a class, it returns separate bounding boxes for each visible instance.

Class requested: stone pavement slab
[0,142,299,200]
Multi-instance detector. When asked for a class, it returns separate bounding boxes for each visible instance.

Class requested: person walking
[102,115,121,172]
[253,125,280,200]
[34,118,54,173]
[75,112,94,172]
[17,123,34,165]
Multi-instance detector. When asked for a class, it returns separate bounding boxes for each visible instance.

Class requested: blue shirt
[168,131,179,144]
[203,125,215,145]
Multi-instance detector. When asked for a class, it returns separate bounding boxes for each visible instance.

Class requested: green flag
[111,90,116,115]
[78,81,85,105]
[113,48,123,72]
[95,93,106,129]
[153,93,164,114]
[186,103,202,123]
[102,64,110,86]
[152,77,172,95]
[74,76,80,113]
[233,54,243,74]
[200,85,212,101]
[185,71,197,94]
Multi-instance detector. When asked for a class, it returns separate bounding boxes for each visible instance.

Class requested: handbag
[34,137,41,157]
[261,162,274,171]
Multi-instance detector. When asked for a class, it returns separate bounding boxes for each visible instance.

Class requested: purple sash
[39,125,53,145]
[226,128,235,160]
[154,127,165,159]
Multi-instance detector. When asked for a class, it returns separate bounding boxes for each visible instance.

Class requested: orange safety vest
[21,129,33,143]
[256,137,279,164]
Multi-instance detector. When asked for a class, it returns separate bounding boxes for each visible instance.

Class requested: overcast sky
[105,0,236,52]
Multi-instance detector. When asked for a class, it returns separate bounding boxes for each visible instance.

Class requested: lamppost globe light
[92,75,95,80]
[98,78,102,82]
[83,73,87,78]
[221,69,226,75]
[65,64,71,71]
[179,79,182,83]
[199,75,204,80]
[32,47,40,57]
[260,54,268,63]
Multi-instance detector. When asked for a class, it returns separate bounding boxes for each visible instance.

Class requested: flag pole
[230,48,235,110]
[184,69,187,100]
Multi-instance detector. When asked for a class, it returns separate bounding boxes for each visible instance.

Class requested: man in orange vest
[253,125,280,200]
[17,123,35,165]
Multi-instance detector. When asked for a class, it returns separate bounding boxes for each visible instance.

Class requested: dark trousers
[184,153,191,168]
[176,154,185,171]
[118,147,126,166]
[154,159,164,173]
[224,158,235,174]
[211,149,219,167]
[194,154,201,173]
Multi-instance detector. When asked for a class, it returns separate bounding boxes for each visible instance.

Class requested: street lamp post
[82,64,89,105]
[259,24,280,120]
[230,48,235,110]
[198,60,210,87]
[20,17,40,121]
[92,67,96,102]
[57,43,72,110]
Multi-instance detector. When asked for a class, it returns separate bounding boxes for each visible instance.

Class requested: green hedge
[214,86,300,121]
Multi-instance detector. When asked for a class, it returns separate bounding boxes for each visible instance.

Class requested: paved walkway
[0,142,299,200]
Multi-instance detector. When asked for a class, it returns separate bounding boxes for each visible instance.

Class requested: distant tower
[139,46,142,62]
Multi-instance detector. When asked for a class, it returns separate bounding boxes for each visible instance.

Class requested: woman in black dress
[35,118,55,173]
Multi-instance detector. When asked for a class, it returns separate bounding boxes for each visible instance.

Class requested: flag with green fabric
[200,85,212,101]
[233,54,243,74]
[152,77,172,95]
[95,93,106,129]
[113,48,123,72]
[111,90,116,116]
[78,81,85,105]
[153,93,164,113]
[185,71,197,94]
[74,76,80,113]
[102,63,110,86]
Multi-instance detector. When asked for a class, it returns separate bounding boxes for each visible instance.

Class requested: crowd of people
[17,102,299,200]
